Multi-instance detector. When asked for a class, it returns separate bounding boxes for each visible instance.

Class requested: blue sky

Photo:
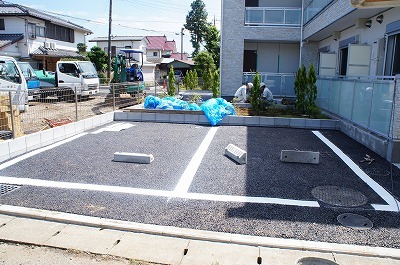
[7,0,221,54]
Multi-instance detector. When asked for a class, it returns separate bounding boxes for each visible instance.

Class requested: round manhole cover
[364,168,390,177]
[311,186,368,207]
[296,257,338,265]
[337,213,373,229]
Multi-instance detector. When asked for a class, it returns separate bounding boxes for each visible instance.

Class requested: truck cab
[17,62,41,101]
[56,61,100,98]
[0,56,28,112]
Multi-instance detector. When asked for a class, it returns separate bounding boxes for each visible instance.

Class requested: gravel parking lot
[1,122,399,248]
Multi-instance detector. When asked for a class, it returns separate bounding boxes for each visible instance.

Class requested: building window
[385,33,400,76]
[0,19,5,30]
[28,23,36,39]
[153,51,158,57]
[45,22,74,43]
[36,25,45,37]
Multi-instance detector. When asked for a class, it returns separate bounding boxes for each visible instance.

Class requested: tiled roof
[0,3,92,33]
[31,46,84,58]
[170,53,188,60]
[89,36,145,42]
[0,34,23,49]
[146,36,176,52]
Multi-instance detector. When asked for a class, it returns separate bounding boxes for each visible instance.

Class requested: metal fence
[316,76,396,138]
[0,83,147,140]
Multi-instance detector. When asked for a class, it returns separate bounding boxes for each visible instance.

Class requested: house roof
[89,36,145,42]
[0,3,92,33]
[0,34,23,49]
[146,36,176,52]
[170,52,188,61]
[31,46,84,58]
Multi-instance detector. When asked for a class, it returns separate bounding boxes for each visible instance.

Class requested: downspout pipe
[299,0,304,68]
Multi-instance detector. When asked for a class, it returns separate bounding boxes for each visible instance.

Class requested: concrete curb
[1,205,399,260]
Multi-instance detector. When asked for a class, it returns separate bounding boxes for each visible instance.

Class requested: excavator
[110,49,145,99]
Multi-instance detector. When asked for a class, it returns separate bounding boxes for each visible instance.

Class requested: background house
[0,1,92,71]
[89,35,190,83]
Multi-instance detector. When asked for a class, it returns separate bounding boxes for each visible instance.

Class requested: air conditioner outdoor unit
[44,42,50,49]
[29,34,36,40]
[50,42,56,49]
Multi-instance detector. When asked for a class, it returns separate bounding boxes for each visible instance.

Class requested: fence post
[75,86,78,122]
[112,83,116,111]
[8,91,15,139]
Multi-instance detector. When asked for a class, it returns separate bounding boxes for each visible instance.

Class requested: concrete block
[8,137,26,158]
[225,144,247,164]
[126,112,142,121]
[0,141,10,162]
[114,111,128,121]
[259,117,275,126]
[25,132,41,152]
[114,152,154,164]
[280,150,320,164]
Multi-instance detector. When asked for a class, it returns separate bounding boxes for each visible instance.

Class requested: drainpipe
[299,0,304,67]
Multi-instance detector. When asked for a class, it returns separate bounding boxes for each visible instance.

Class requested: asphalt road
[0,122,399,248]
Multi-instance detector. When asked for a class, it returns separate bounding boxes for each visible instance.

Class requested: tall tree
[87,46,107,72]
[193,51,215,76]
[203,24,220,68]
[185,0,208,56]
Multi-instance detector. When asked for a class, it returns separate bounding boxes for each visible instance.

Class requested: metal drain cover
[311,186,368,207]
[296,257,338,265]
[337,213,373,229]
[0,184,21,196]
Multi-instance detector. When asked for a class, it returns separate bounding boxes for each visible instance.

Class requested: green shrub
[248,71,266,112]
[167,66,176,96]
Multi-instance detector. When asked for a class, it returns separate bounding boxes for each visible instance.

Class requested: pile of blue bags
[144,95,235,126]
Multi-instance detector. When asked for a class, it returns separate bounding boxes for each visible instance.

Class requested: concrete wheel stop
[113,152,154,164]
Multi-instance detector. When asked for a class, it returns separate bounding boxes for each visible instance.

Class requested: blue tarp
[143,95,235,125]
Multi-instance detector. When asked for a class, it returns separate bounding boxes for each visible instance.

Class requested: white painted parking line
[0,176,319,207]
[313,130,400,212]
[174,127,219,194]
[0,133,87,171]
[91,123,134,134]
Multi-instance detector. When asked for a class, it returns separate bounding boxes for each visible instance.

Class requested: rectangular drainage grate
[0,184,21,196]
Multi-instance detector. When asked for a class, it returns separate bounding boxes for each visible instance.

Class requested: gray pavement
[0,212,400,265]
[1,121,400,264]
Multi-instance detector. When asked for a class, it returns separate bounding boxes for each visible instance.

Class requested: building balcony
[245,7,301,27]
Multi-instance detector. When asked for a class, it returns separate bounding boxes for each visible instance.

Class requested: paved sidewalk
[0,208,400,265]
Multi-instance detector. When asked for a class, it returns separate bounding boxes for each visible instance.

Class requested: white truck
[40,61,100,100]
[0,56,29,112]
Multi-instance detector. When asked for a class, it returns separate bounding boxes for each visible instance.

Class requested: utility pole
[180,28,184,60]
[107,0,112,79]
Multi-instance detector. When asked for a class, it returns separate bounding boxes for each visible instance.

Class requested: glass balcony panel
[245,9,264,24]
[285,9,301,25]
[328,80,341,113]
[369,81,394,135]
[352,81,373,128]
[265,10,284,24]
[338,80,355,119]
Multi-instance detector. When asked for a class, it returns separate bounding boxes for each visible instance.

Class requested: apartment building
[220,0,400,162]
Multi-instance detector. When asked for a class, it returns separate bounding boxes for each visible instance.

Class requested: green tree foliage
[294,64,320,117]
[77,43,87,54]
[204,24,220,67]
[87,46,107,72]
[202,68,212,90]
[168,66,176,96]
[248,71,266,112]
[184,70,199,90]
[193,51,215,77]
[185,0,208,56]
[211,69,220,98]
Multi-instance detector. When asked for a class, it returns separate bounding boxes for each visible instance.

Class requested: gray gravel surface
[1,123,400,248]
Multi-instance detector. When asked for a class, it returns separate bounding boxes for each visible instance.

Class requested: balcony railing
[243,72,296,97]
[245,7,301,27]
[316,76,396,138]
[303,0,333,24]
